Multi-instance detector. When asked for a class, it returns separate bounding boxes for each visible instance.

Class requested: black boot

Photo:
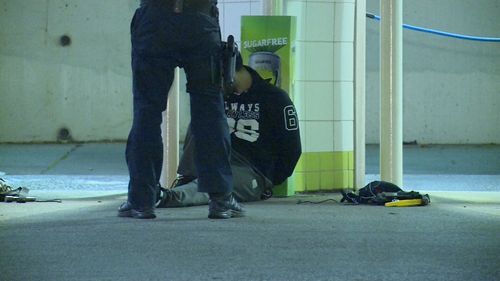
[208,193,245,219]
[118,202,156,219]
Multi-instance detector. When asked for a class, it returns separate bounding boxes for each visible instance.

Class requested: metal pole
[160,67,180,188]
[380,0,403,186]
[354,0,367,190]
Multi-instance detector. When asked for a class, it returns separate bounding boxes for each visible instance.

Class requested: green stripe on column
[292,151,354,192]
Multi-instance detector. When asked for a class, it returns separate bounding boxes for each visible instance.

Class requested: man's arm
[269,90,302,185]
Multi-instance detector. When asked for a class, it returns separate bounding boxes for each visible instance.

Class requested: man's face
[232,69,245,95]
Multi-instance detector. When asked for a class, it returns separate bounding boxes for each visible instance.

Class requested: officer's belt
[140,0,216,15]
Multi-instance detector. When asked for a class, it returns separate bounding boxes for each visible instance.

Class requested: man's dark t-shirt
[224,67,301,185]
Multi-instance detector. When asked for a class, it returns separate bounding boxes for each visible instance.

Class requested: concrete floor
[0,143,499,281]
[1,143,499,197]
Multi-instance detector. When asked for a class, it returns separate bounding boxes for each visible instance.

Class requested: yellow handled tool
[385,199,423,207]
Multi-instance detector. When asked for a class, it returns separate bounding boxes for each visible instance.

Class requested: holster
[221,35,238,96]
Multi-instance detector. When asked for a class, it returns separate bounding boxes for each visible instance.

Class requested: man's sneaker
[208,193,245,219]
[118,202,156,219]
[155,187,173,208]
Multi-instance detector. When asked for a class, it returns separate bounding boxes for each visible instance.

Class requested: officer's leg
[126,54,175,210]
[184,57,232,194]
[179,8,244,218]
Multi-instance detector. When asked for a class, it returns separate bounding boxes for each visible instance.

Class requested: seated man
[157,53,301,207]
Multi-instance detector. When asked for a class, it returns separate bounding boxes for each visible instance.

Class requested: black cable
[296,198,339,204]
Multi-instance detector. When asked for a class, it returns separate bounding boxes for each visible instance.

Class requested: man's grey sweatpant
[159,152,273,207]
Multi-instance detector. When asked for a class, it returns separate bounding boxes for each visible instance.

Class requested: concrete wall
[0,0,262,143]
[366,0,500,144]
[1,0,499,144]
[0,0,137,142]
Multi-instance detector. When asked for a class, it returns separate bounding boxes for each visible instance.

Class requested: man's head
[233,52,252,95]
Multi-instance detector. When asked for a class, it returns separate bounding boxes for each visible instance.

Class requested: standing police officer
[118,0,244,219]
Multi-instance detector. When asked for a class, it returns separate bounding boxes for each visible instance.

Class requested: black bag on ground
[341,181,430,205]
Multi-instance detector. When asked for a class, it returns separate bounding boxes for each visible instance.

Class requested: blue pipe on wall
[367,13,500,42]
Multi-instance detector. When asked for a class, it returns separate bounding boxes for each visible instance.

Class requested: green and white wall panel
[286,0,355,192]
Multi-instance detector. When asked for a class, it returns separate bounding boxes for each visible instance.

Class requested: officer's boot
[208,193,245,219]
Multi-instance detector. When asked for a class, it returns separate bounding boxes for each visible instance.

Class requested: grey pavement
[0,143,499,281]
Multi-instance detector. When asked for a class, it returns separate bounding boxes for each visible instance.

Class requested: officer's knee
[184,56,222,94]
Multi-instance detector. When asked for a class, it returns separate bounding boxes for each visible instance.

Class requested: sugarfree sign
[242,37,288,49]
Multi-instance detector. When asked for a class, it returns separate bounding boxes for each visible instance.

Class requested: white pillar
[354,0,366,190]
[380,0,403,186]
[263,0,283,16]
[160,67,180,188]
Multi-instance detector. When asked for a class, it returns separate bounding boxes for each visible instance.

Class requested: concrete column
[160,67,180,188]
[355,0,367,190]
[263,0,283,16]
[380,0,403,186]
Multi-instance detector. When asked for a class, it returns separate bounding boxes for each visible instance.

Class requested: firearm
[222,35,238,96]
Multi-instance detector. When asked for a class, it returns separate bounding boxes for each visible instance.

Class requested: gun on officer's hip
[222,35,238,96]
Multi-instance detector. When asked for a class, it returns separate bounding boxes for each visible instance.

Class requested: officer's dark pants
[126,1,232,210]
